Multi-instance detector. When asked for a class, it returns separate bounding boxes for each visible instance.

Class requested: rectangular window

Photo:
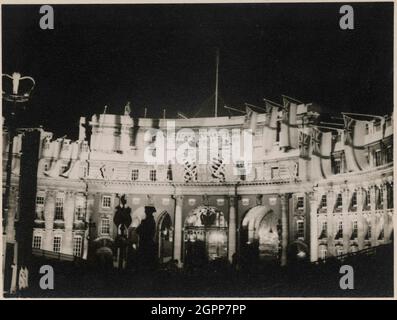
[375,149,382,166]
[53,236,62,253]
[332,157,341,174]
[367,222,372,238]
[374,121,381,132]
[101,218,110,235]
[33,235,42,249]
[55,196,64,220]
[364,189,371,207]
[36,196,45,205]
[296,220,305,239]
[365,123,370,135]
[378,187,384,209]
[102,196,111,208]
[296,197,304,209]
[73,236,83,257]
[236,161,246,181]
[149,169,157,182]
[320,195,327,208]
[351,192,357,208]
[351,220,358,239]
[336,194,343,208]
[75,198,86,221]
[276,121,281,142]
[386,145,393,163]
[131,169,139,181]
[338,221,343,232]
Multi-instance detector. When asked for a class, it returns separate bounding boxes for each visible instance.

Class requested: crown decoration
[2,72,35,103]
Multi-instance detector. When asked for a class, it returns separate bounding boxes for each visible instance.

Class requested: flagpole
[263,98,283,108]
[341,112,384,120]
[163,108,166,120]
[144,107,147,118]
[215,48,219,118]
[223,105,246,114]
[245,102,266,112]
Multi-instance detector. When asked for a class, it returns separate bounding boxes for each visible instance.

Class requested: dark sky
[2,3,393,139]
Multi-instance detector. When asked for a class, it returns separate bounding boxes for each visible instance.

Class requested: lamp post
[2,72,35,233]
[2,72,35,294]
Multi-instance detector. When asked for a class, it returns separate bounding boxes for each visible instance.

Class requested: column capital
[65,190,75,197]
[173,195,184,204]
[279,193,291,202]
[229,195,237,207]
[46,190,56,198]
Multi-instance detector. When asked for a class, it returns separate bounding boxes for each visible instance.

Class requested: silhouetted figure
[137,206,157,271]
[114,195,132,269]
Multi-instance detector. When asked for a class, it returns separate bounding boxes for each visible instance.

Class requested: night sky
[2,3,393,139]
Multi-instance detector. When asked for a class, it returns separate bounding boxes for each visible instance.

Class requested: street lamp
[2,72,35,234]
[2,72,35,294]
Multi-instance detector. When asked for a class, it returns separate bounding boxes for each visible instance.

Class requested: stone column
[382,182,388,242]
[342,186,351,253]
[63,191,75,255]
[357,187,365,250]
[43,190,56,251]
[5,187,18,242]
[228,196,237,263]
[309,192,318,263]
[369,185,376,245]
[385,180,393,242]
[173,195,184,267]
[84,193,95,260]
[326,189,335,255]
[280,193,289,266]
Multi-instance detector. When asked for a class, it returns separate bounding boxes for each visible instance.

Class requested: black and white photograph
[1,1,394,300]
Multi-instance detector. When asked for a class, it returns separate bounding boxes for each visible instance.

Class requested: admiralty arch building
[3,99,394,269]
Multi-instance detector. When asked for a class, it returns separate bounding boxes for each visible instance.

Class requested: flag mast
[215,48,219,117]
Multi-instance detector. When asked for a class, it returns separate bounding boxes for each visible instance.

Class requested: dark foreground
[8,244,394,298]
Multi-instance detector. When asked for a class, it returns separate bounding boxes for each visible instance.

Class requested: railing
[317,243,393,264]
[32,247,85,263]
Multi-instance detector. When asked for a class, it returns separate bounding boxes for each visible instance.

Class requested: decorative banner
[162,198,170,205]
[299,132,311,159]
[132,197,140,205]
[343,115,369,172]
[183,158,197,182]
[188,198,196,206]
[263,104,279,153]
[244,106,258,133]
[280,102,298,149]
[209,155,226,182]
[216,198,225,206]
[242,198,250,206]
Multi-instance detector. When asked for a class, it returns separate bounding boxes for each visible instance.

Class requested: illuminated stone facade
[2,102,394,268]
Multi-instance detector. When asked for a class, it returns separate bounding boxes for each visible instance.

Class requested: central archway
[183,206,228,267]
[240,206,280,263]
